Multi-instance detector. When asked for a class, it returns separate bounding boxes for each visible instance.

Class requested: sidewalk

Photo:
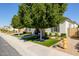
[0,32,72,56]
[0,37,20,56]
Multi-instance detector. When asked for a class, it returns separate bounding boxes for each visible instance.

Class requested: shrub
[78,25,79,28]
[25,32,32,34]
[23,32,26,34]
[61,33,66,38]
[55,32,60,37]
[42,32,49,39]
[45,32,48,36]
[49,32,52,36]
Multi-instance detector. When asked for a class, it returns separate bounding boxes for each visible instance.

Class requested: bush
[45,32,48,36]
[61,33,66,38]
[55,32,60,37]
[78,25,79,28]
[23,32,26,34]
[49,32,52,36]
[42,32,49,39]
[24,32,32,34]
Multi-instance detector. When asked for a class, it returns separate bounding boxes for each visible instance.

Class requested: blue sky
[0,3,18,27]
[0,3,79,27]
[64,3,79,24]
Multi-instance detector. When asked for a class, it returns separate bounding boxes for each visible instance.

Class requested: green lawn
[15,34,60,47]
[23,36,60,47]
[33,39,60,47]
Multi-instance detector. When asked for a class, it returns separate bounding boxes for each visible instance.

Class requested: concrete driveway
[68,37,79,52]
[0,32,72,56]
[55,37,79,56]
[68,37,79,47]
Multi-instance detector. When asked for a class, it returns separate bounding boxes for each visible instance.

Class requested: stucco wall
[59,21,73,35]
[59,21,67,34]
[45,28,51,34]
[68,22,78,28]
[26,20,78,35]
[74,24,78,28]
[59,20,78,36]
[26,28,35,34]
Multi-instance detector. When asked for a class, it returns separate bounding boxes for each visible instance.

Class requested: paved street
[0,37,20,56]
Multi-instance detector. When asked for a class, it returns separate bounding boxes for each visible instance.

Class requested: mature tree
[18,4,32,28]
[11,15,23,29]
[31,4,67,40]
[11,15,23,34]
[12,3,67,40]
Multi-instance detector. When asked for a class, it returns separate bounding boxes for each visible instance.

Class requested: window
[51,26,59,32]
[51,27,54,32]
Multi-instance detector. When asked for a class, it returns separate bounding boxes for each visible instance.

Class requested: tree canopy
[18,4,32,28]
[11,15,23,29]
[17,3,67,28]
[11,3,68,40]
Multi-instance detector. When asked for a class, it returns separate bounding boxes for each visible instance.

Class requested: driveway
[0,37,20,56]
[55,37,79,55]
[68,38,79,46]
[68,37,79,52]
[0,32,72,56]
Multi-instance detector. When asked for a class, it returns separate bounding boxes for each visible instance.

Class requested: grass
[23,36,60,47]
[33,39,60,47]
[15,34,60,47]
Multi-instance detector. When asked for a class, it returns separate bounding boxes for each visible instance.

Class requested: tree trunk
[39,29,45,41]
[18,29,20,35]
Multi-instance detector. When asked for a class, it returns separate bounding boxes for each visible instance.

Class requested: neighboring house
[12,28,26,34]
[4,26,14,31]
[26,18,78,36]
[8,26,14,31]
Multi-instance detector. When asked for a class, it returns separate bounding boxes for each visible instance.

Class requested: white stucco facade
[24,19,78,35]
[45,28,51,34]
[26,28,51,34]
[45,20,78,35]
[59,20,78,35]
[59,21,67,34]
[26,28,35,34]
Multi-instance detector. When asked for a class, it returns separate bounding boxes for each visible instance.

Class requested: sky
[0,3,79,27]
[0,3,18,27]
[64,3,79,24]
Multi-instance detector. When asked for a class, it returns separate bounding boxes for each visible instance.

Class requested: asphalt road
[0,37,21,56]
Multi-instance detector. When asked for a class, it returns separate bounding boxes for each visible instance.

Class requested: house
[12,28,26,34]
[26,18,78,36]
